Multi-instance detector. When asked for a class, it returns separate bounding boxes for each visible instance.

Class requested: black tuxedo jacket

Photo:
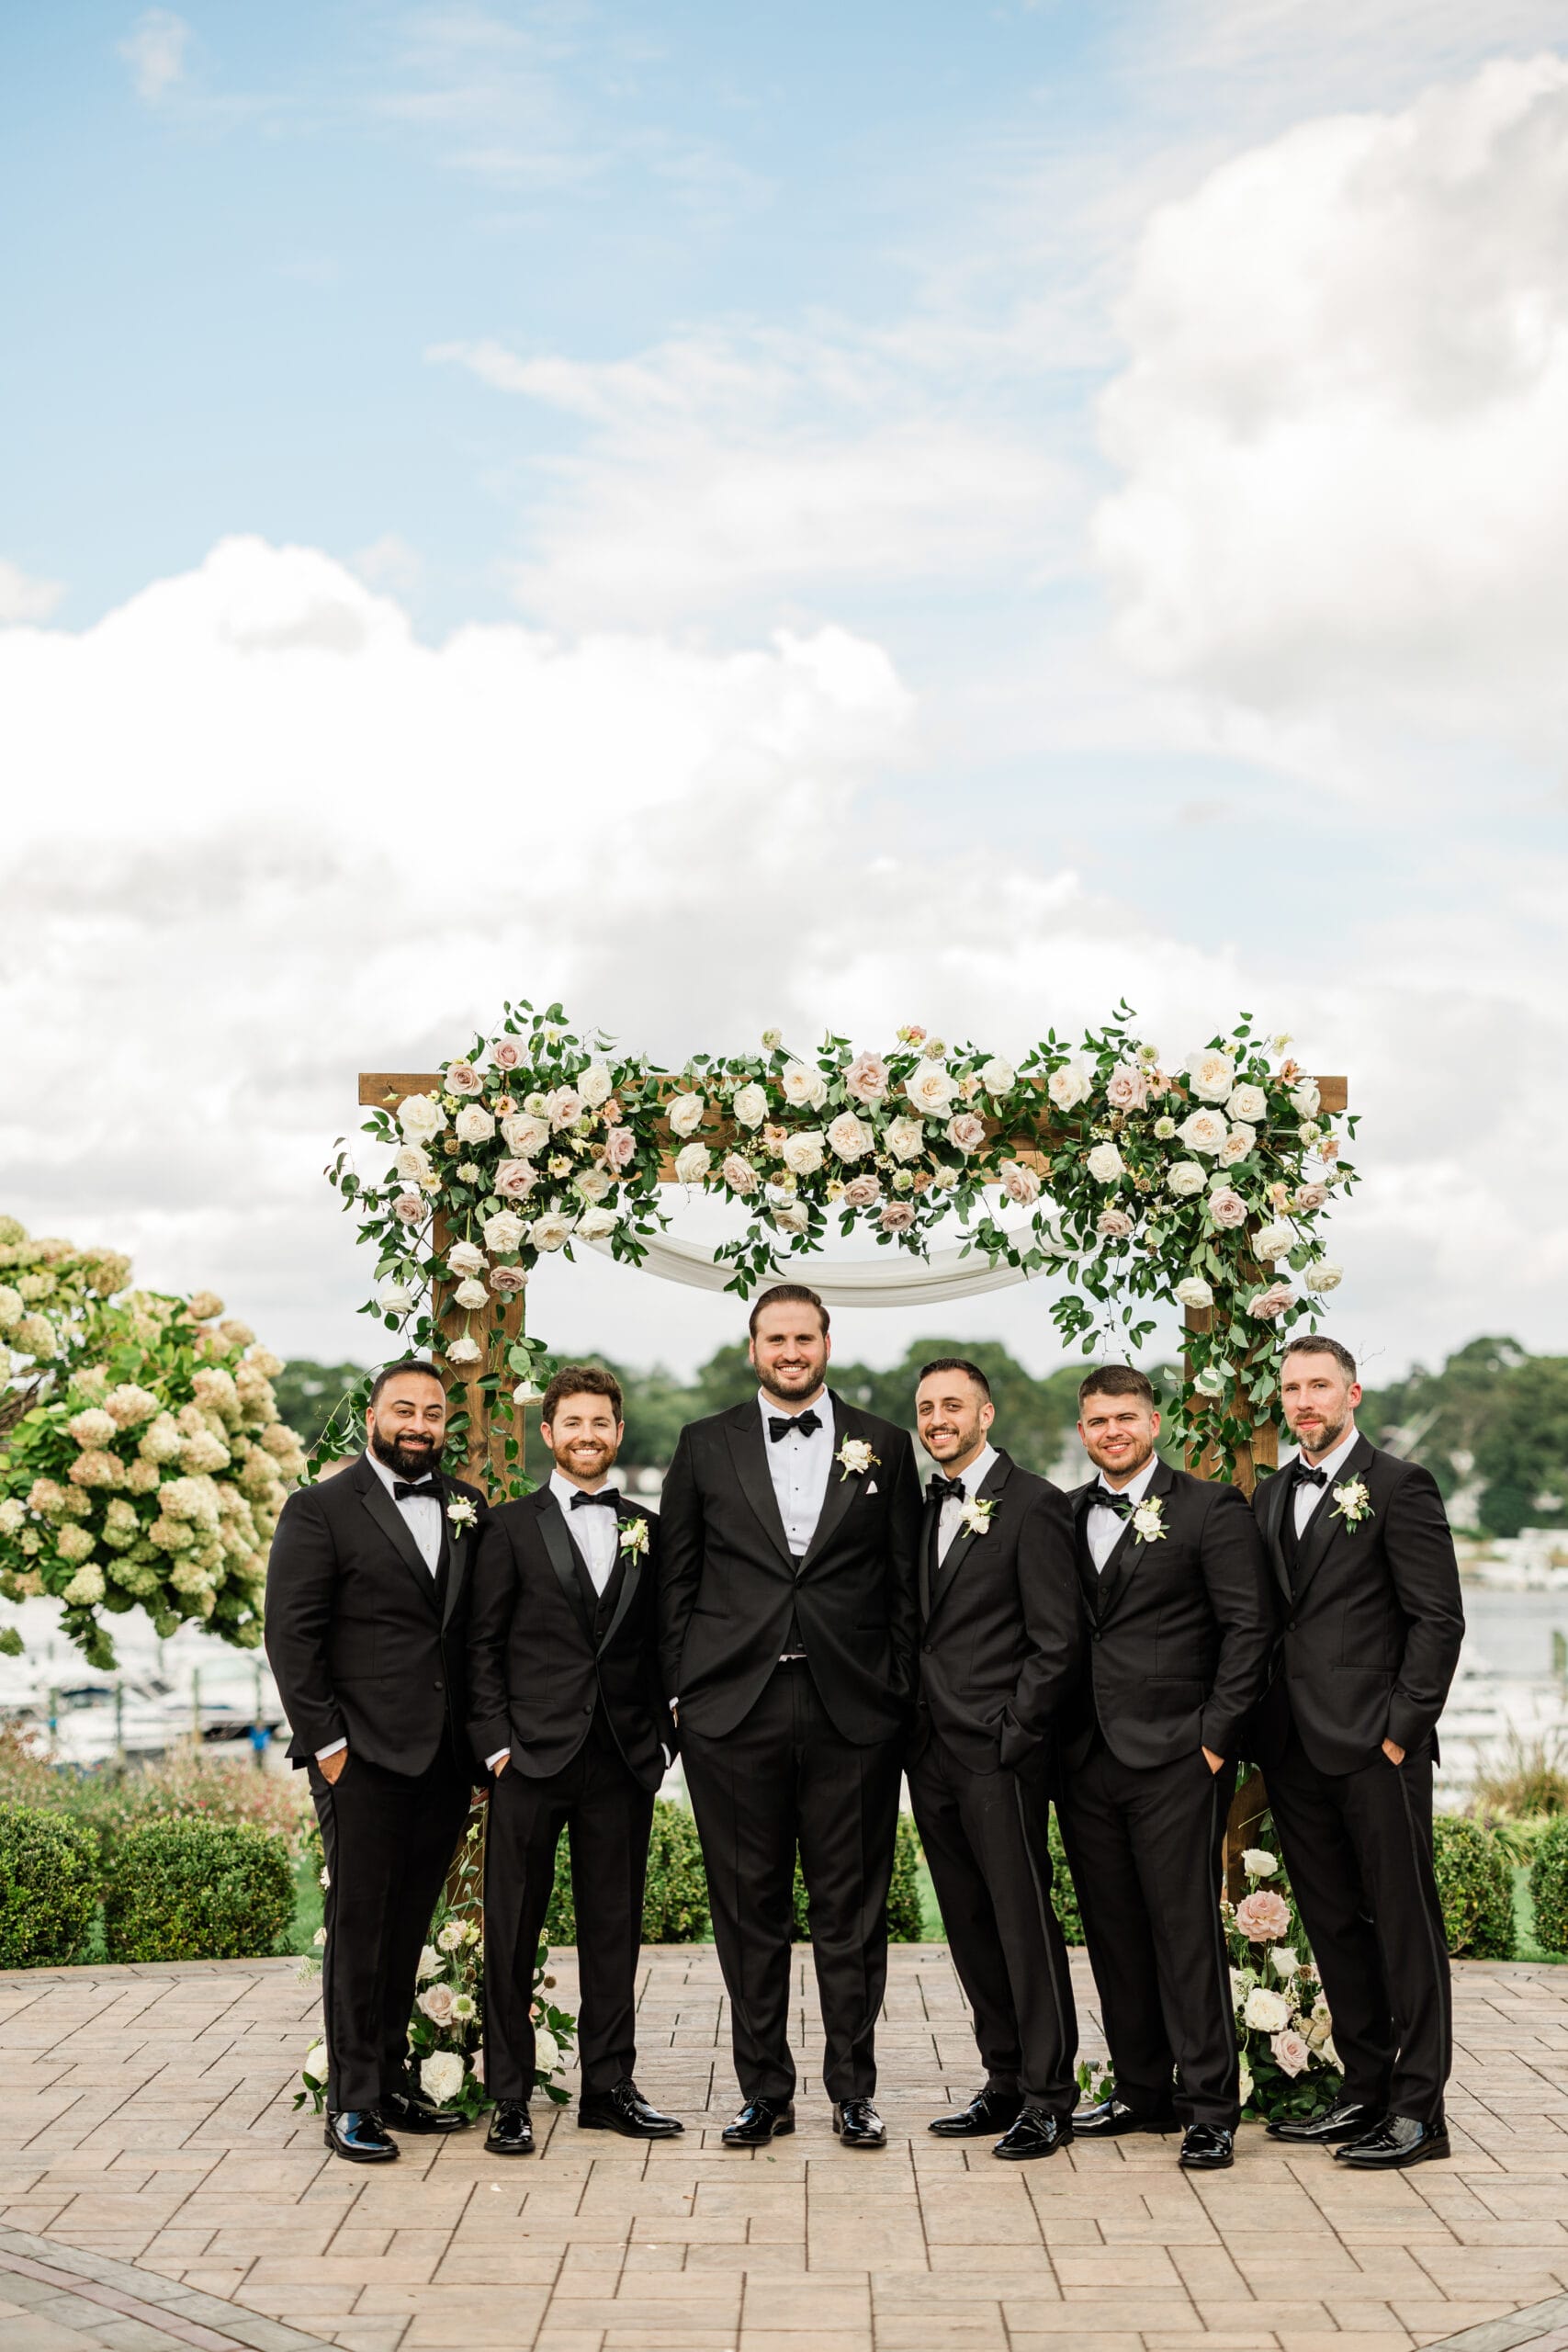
[466,1486,672,1792]
[1061,1458,1276,1772]
[1247,1436,1465,1776]
[657,1393,921,1744]
[911,1450,1081,1775]
[265,1453,485,1778]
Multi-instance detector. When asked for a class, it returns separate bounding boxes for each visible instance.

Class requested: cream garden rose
[843,1052,889,1103]
[903,1063,959,1117]
[783,1131,826,1177]
[884,1115,925,1162]
[453,1102,495,1146]
[398,1094,446,1143]
[1085,1142,1124,1183]
[1177,1107,1228,1157]
[826,1112,874,1161]
[666,1091,705,1138]
[731,1081,768,1128]
[1167,1161,1206,1197]
[1187,1048,1235,1102]
[781,1060,829,1110]
[673,1142,711,1184]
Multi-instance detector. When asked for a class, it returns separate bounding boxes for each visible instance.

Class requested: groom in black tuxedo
[1249,1334,1464,2169]
[908,1359,1082,2159]
[468,1364,682,2156]
[1057,1364,1275,2172]
[658,1283,921,2148]
[265,1360,486,2163]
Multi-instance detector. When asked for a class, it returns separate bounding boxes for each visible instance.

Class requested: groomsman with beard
[1058,1366,1275,2172]
[468,1365,682,2155]
[659,1283,921,2148]
[908,1359,1082,2159]
[1250,1335,1464,2169]
[266,1361,485,2164]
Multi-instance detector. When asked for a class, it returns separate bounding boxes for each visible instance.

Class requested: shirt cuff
[315,1738,346,1760]
[485,1748,509,1770]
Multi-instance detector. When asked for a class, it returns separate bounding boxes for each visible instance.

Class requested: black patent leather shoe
[993,2106,1073,2162]
[1334,2114,1450,2168]
[722,2097,795,2147]
[1268,2097,1384,2146]
[579,2077,684,2139]
[381,2086,467,2134]
[484,2100,535,2155]
[1179,2123,1235,2170]
[929,2086,1023,2138]
[832,2098,886,2149]
[324,2109,398,2163]
[1072,2095,1178,2138]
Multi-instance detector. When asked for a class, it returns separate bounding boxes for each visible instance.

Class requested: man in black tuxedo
[908,1359,1082,2160]
[1058,1365,1275,2172]
[468,1364,682,2156]
[658,1283,921,2148]
[265,1359,485,2164]
[1250,1334,1464,2170]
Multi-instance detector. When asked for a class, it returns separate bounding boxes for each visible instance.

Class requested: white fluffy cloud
[1095,54,1568,756]
[0,558,64,624]
[118,9,191,105]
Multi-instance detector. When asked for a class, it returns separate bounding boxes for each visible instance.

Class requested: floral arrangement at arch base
[1227,1844,1342,2120]
[0,1217,307,1667]
[330,1000,1357,1490]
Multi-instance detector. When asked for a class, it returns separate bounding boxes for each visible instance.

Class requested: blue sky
[4,3,1567,1378]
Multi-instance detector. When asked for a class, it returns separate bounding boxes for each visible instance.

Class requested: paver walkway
[2,1946,1567,2352]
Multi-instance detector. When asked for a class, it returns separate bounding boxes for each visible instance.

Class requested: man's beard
[554,1438,615,1480]
[370,1426,443,1481]
[921,1419,983,1464]
[1088,1436,1156,1483]
[1293,1409,1349,1459]
[758,1362,823,1404]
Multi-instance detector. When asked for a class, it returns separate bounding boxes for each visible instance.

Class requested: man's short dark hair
[1077,1363,1157,1409]
[369,1358,447,1408]
[1281,1333,1358,1382]
[540,1363,625,1426]
[917,1356,992,1402]
[748,1282,829,1340]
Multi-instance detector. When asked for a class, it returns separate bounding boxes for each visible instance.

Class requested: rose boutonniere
[836,1438,880,1482]
[618,1516,649,1558]
[1132,1496,1168,1544]
[1331,1477,1374,1531]
[959,1495,996,1538]
[446,1497,478,1532]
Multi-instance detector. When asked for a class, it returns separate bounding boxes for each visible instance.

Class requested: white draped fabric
[581,1227,1067,1308]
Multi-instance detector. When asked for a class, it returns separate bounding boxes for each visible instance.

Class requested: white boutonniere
[618,1516,649,1558]
[1132,1497,1168,1544]
[1331,1477,1373,1531]
[835,1438,880,1483]
[446,1497,478,1532]
[959,1495,996,1538]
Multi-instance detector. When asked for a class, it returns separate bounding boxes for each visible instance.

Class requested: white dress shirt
[553,1468,619,1594]
[1086,1454,1159,1574]
[933,1442,998,1566]
[317,1448,444,1762]
[761,1388,833,1557]
[1290,1425,1361,1536]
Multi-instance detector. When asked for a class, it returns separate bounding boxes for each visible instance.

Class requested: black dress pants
[483,1726,656,2102]
[310,1742,472,2112]
[908,1733,1078,2112]
[1266,1724,1450,2123]
[1056,1736,1238,2129]
[681,1661,904,2103]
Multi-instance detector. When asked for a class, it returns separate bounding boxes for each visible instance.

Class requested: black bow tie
[769,1409,823,1442]
[1090,1487,1133,1518]
[1293,1464,1329,1489]
[570,1488,619,1511]
[927,1475,965,1505]
[392,1479,435,1502]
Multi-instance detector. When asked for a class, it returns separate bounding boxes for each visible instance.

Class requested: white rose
[1237,2064,1254,2108]
[446,1334,481,1366]
[1173,1275,1213,1310]
[415,1945,442,1983]
[1290,1079,1321,1117]
[452,1278,489,1310]
[1167,1161,1206,1198]
[501,1112,550,1157]
[533,2027,559,2075]
[398,1094,446,1143]
[667,1091,705,1138]
[1253,1221,1293,1262]
[303,2041,328,2085]
[978,1056,1016,1095]
[1243,1848,1278,1876]
[1086,1143,1124,1183]
[1303,1261,1343,1293]
[528,1212,576,1252]
[673,1142,712,1185]
[1243,1984,1291,2033]
[453,1102,495,1146]
[447,1240,486,1276]
[732,1081,768,1128]
[1186,1048,1235,1102]
[773,1202,810,1235]
[579,1061,613,1108]
[1177,1107,1227,1157]
[1221,1122,1257,1164]
[577,1205,619,1240]
[574,1167,613,1203]
[781,1060,828,1109]
[1046,1058,1090,1112]
[884,1115,925,1163]
[483,1210,525,1254]
[904,1064,959,1117]
[783,1130,825,1177]
[420,2051,465,2107]
[826,1112,874,1162]
[394,1145,432,1182]
[1270,1946,1301,1980]
[1226,1083,1268,1124]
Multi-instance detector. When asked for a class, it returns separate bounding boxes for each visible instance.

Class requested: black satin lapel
[439,1487,473,1629]
[800,1397,862,1568]
[538,1495,594,1641]
[1260,1471,1293,1602]
[926,1452,1011,1625]
[359,1471,441,1616]
[1071,1486,1102,1620]
[1292,1435,1375,1600]
[1094,1459,1173,1626]
[726,1408,794,1565]
[599,1510,645,1654]
[918,1498,938,1622]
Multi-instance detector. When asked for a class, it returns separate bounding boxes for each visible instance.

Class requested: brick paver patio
[3,1945,1566,2352]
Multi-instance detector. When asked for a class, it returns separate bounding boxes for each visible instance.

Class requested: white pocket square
[866,1480,878,1495]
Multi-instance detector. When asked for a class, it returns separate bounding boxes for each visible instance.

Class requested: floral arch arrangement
[331,1001,1355,1488]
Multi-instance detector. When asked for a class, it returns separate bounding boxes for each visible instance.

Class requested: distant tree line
[1359,1337,1568,1540]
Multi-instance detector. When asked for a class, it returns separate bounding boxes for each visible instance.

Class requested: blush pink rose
[544,1088,582,1130]
[879,1204,917,1233]
[489,1266,528,1295]
[1250,1282,1295,1319]
[392,1193,425,1226]
[494,1159,538,1200]
[844,1052,890,1103]
[491,1039,522,1070]
[1294,1182,1328,1211]
[720,1152,759,1195]
[417,1983,456,2025]
[1209,1188,1247,1228]
[1269,2028,1311,2078]
[1235,1889,1292,1942]
[604,1126,637,1170]
[841,1174,881,1208]
[945,1112,987,1155]
[1001,1160,1041,1206]
[1096,1206,1134,1238]
[445,1060,483,1097]
[1105,1062,1149,1112]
